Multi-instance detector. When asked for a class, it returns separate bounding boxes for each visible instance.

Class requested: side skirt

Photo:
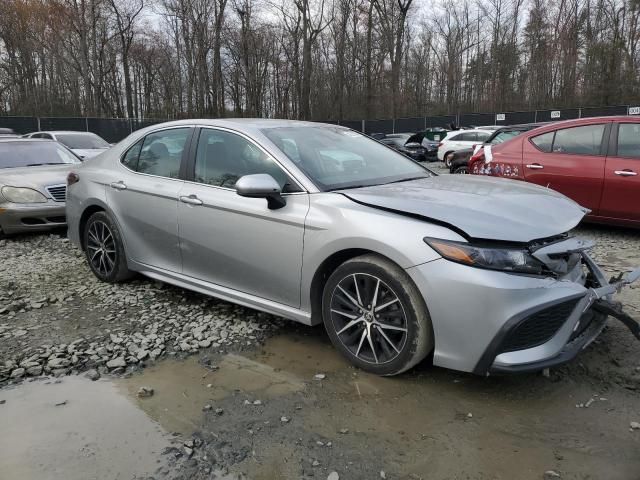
[131,261,313,326]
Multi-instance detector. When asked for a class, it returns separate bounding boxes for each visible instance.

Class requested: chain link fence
[1,105,637,143]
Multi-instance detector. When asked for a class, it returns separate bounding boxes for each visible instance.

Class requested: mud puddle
[0,376,170,480]
[2,330,640,480]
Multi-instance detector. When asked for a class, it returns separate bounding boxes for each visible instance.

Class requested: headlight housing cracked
[424,237,546,275]
[1,186,48,204]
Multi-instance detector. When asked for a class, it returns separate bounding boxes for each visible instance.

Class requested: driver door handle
[180,194,203,206]
[614,170,637,177]
[526,163,544,170]
[110,181,127,190]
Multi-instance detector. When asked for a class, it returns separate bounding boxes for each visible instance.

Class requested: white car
[437,129,493,165]
[23,131,111,159]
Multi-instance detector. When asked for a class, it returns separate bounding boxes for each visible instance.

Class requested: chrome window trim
[116,125,193,182]
[192,125,308,194]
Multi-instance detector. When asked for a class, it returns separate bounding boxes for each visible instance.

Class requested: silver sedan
[65,119,640,375]
[0,139,80,237]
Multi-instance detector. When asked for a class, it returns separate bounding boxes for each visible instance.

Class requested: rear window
[530,131,554,152]
[617,123,640,158]
[491,130,521,144]
[56,133,109,150]
[0,142,80,168]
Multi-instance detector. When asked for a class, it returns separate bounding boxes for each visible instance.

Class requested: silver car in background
[65,120,640,375]
[0,139,80,237]
[23,131,111,159]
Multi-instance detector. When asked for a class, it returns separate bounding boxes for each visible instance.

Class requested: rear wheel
[443,151,454,167]
[322,254,433,376]
[84,211,133,283]
[454,166,469,174]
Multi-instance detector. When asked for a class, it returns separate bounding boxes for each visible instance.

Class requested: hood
[72,148,107,159]
[0,164,73,190]
[339,175,588,243]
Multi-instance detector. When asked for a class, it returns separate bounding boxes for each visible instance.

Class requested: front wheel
[322,254,434,376]
[453,166,469,174]
[84,211,133,283]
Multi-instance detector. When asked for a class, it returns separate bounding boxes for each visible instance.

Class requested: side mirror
[235,174,286,210]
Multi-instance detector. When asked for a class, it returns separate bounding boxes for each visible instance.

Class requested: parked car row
[1,118,639,377]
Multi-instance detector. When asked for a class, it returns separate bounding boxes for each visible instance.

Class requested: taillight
[67,172,80,186]
[437,142,443,148]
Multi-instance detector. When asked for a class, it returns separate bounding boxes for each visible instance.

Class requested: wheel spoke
[353,274,363,307]
[355,329,367,358]
[366,328,379,363]
[374,298,399,313]
[371,278,380,309]
[337,317,363,335]
[376,326,401,353]
[331,309,358,320]
[375,321,407,333]
[337,285,361,310]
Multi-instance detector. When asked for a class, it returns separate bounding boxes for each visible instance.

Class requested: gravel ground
[0,231,282,383]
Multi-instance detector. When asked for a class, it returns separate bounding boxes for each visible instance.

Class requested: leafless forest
[1,0,639,121]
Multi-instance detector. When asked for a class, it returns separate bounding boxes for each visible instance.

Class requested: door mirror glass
[235,174,286,209]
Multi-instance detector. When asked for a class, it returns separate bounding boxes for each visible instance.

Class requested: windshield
[0,142,80,169]
[56,133,109,149]
[262,126,433,191]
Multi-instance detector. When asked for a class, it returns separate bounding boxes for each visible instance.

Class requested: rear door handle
[180,194,203,206]
[526,163,544,170]
[614,170,637,177]
[110,181,127,190]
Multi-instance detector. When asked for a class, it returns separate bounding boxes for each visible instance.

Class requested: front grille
[499,299,580,353]
[46,184,66,202]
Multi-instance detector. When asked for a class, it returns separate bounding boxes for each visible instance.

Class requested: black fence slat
[0,116,39,134]
[394,117,424,133]
[426,115,457,128]
[364,119,393,135]
[580,105,628,118]
[459,113,495,127]
[87,117,131,144]
[39,117,86,132]
[502,111,537,125]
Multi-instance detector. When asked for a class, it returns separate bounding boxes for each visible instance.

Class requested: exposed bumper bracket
[592,300,640,341]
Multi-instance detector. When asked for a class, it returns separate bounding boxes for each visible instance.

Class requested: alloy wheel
[87,220,117,276]
[329,273,408,364]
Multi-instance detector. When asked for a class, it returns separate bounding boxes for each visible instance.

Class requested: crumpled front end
[407,236,640,374]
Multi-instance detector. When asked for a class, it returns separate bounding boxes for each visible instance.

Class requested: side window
[194,129,299,191]
[617,123,640,158]
[137,128,190,178]
[476,132,490,142]
[531,131,554,152]
[552,124,605,155]
[42,133,53,140]
[121,138,143,170]
[448,133,463,142]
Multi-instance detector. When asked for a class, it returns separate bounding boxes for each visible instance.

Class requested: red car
[469,116,640,227]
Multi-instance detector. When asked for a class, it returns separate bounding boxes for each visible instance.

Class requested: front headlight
[1,186,48,204]
[424,238,546,275]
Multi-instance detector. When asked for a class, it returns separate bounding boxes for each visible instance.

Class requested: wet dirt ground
[1,224,640,480]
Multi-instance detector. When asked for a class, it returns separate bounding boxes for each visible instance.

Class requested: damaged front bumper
[406,239,640,375]
[480,256,640,375]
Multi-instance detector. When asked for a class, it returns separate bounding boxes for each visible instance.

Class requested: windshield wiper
[26,162,63,166]
[384,176,430,185]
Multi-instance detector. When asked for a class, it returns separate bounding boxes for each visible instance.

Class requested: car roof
[29,130,99,135]
[0,138,56,143]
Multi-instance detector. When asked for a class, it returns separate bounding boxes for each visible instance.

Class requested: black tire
[453,166,469,174]
[83,211,133,283]
[443,151,454,167]
[322,254,434,376]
